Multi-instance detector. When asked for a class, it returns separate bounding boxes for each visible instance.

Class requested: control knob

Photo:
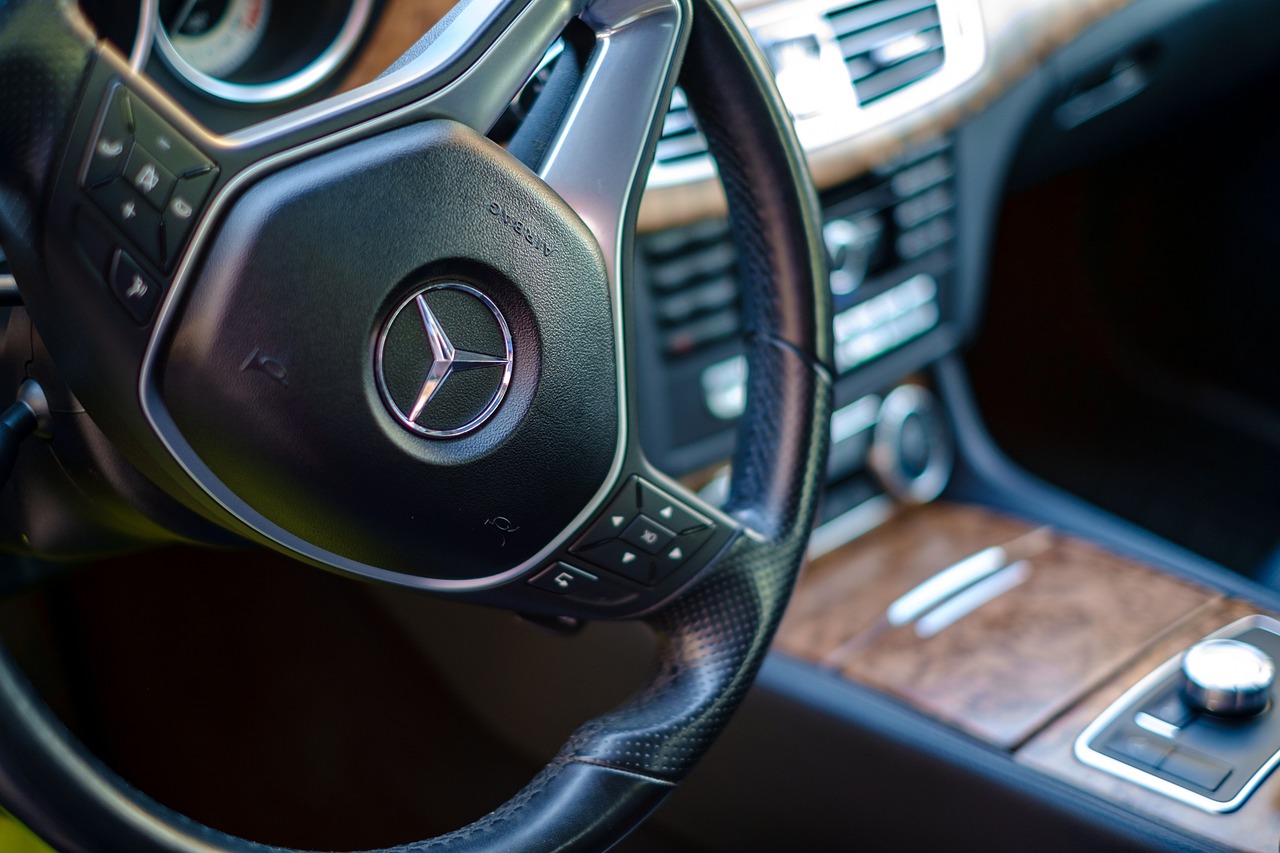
[1180,638,1275,717]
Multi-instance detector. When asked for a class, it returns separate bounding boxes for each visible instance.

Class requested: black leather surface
[0,0,831,849]
[161,119,619,582]
[0,0,94,290]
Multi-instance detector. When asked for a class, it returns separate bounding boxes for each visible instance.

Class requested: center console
[772,501,1280,851]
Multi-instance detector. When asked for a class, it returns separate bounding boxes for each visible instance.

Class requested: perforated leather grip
[0,0,831,848]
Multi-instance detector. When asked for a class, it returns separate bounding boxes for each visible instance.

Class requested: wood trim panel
[775,503,1215,748]
[1018,599,1280,853]
[337,0,457,93]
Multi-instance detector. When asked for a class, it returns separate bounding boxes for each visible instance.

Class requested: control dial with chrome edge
[1180,638,1276,718]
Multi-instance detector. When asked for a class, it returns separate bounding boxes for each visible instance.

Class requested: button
[125,145,176,211]
[1104,731,1171,769]
[1159,748,1232,792]
[1144,690,1195,729]
[161,168,218,269]
[91,180,163,263]
[636,479,713,535]
[577,539,654,585]
[529,563,599,594]
[132,98,212,178]
[109,250,161,324]
[574,510,634,550]
[670,524,715,559]
[620,514,676,555]
[528,563,637,606]
[655,542,694,582]
[84,90,133,188]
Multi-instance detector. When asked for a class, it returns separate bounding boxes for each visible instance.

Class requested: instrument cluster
[83,0,381,131]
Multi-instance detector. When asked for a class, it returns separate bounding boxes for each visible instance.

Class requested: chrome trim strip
[203,0,575,149]
[154,0,375,104]
[130,0,158,72]
[830,393,880,444]
[913,559,1029,638]
[537,0,685,288]
[1133,712,1180,740]
[137,0,683,592]
[886,544,1006,627]
[882,524,1051,626]
[1074,614,1280,813]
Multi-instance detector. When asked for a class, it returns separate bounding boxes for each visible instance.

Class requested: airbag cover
[159,120,618,582]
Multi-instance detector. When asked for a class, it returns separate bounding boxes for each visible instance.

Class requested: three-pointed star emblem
[407,293,510,422]
[376,283,514,438]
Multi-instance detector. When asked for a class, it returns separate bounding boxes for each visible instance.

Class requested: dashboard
[57,0,1224,545]
[48,0,1007,558]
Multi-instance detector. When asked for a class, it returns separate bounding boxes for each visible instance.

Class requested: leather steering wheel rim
[0,0,832,849]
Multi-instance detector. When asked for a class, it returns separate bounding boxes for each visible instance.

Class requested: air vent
[884,136,955,261]
[642,219,740,358]
[825,0,946,106]
[653,88,711,171]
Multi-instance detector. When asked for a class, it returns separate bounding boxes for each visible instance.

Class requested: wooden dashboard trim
[775,503,1215,749]
[337,0,459,94]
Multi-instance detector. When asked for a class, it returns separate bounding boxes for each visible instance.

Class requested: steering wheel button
[620,515,676,555]
[529,563,599,595]
[84,134,132,190]
[131,99,212,179]
[85,136,131,188]
[109,250,162,325]
[636,479,712,535]
[91,180,164,265]
[576,540,656,585]
[125,146,177,211]
[528,563,638,606]
[162,169,218,270]
[572,510,637,551]
[653,545,693,584]
[83,88,133,188]
[673,523,715,555]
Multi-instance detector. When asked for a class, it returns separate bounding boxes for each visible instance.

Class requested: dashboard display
[161,0,272,79]
[155,0,373,104]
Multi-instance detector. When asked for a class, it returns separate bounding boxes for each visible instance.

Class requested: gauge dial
[160,0,271,79]
[155,0,373,105]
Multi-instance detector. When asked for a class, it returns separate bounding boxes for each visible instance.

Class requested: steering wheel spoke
[215,0,587,158]
[536,0,690,287]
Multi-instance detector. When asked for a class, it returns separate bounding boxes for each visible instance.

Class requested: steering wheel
[0,0,831,848]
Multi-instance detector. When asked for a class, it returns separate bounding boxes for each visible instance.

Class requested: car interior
[1,0,1280,850]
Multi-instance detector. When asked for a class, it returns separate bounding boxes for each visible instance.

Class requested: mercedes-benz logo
[375,283,514,438]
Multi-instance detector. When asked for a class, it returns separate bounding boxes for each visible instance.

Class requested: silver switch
[1180,638,1275,717]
